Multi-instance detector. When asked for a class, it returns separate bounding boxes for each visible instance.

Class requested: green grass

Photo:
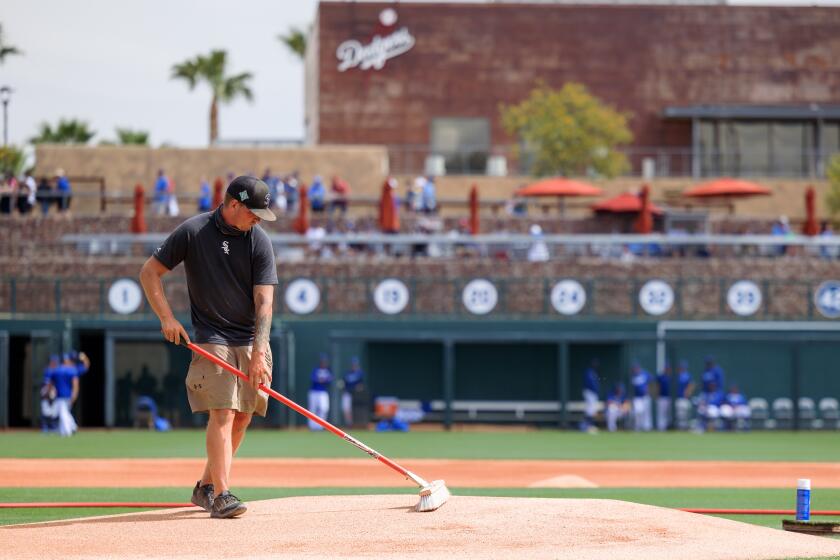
[3,487,839,532]
[2,429,839,461]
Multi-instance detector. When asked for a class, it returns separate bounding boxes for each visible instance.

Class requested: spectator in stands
[771,215,791,256]
[17,171,36,216]
[0,173,16,215]
[36,176,53,216]
[408,176,424,212]
[153,169,170,216]
[341,356,365,426]
[422,176,437,213]
[309,175,326,213]
[820,221,837,259]
[308,353,333,430]
[55,168,72,213]
[630,361,652,431]
[719,384,751,431]
[284,172,299,213]
[527,224,550,262]
[166,179,180,216]
[330,175,350,216]
[580,359,600,433]
[605,382,629,432]
[655,361,672,431]
[197,177,212,212]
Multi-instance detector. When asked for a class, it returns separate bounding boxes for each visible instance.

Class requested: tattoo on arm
[254,313,271,349]
[253,286,273,352]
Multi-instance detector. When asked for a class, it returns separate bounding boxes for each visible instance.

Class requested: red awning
[683,178,771,198]
[592,192,663,215]
[517,178,603,197]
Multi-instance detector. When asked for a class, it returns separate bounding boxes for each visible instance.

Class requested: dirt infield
[1,458,839,488]
[3,496,840,560]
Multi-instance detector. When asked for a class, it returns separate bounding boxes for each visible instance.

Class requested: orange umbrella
[803,186,818,236]
[212,177,224,208]
[379,178,400,233]
[517,178,603,197]
[469,185,479,235]
[293,185,309,235]
[130,183,147,234]
[633,185,654,234]
[592,191,664,215]
[683,178,771,198]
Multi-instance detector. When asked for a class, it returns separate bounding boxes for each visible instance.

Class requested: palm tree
[30,119,95,144]
[171,50,254,145]
[278,27,306,60]
[0,24,22,65]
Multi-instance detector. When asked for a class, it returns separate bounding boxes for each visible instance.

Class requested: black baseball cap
[226,176,277,221]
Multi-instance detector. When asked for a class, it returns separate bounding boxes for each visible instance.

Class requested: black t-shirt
[153,207,278,345]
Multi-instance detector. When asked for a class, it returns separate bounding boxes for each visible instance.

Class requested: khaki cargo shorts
[185,343,272,416]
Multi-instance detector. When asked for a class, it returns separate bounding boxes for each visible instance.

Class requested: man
[701,356,725,403]
[45,351,90,437]
[630,361,652,432]
[580,359,600,432]
[341,356,364,426]
[675,360,695,430]
[605,382,629,432]
[720,384,751,431]
[139,175,277,519]
[655,362,672,432]
[308,353,333,430]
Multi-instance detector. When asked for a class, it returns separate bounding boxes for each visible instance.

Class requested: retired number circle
[108,278,143,314]
[374,279,410,315]
[727,280,762,316]
[462,279,498,315]
[285,279,321,315]
[551,280,586,315]
[638,280,674,316]
[814,281,840,319]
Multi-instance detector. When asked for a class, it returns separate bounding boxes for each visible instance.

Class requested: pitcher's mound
[5,495,840,559]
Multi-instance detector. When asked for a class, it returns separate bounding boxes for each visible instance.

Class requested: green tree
[30,119,95,144]
[171,50,254,145]
[278,27,307,60]
[115,128,149,145]
[825,154,840,220]
[0,145,24,176]
[500,82,633,178]
[0,24,23,64]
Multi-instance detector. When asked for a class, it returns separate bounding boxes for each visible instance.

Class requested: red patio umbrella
[212,177,224,208]
[130,183,147,234]
[293,185,309,235]
[592,191,664,215]
[633,185,654,234]
[683,178,771,198]
[469,185,479,235]
[517,178,603,197]
[803,186,819,236]
[379,178,400,233]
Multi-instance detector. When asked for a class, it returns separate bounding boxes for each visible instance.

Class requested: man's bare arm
[248,285,274,389]
[139,257,191,345]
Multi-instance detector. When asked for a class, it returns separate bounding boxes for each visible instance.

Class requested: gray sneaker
[191,481,214,512]
[211,491,247,519]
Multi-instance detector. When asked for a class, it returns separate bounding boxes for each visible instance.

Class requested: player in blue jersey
[44,351,90,436]
[701,356,725,400]
[341,356,365,426]
[655,361,672,431]
[308,353,333,430]
[605,382,629,432]
[581,359,600,432]
[39,354,61,432]
[697,381,724,432]
[673,360,695,430]
[630,361,652,431]
[720,384,751,431]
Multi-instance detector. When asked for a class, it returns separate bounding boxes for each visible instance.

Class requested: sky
[2,0,319,147]
[3,0,839,148]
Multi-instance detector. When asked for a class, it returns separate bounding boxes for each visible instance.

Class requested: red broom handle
[183,342,415,483]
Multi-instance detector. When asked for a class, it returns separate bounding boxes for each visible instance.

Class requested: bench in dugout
[397,399,601,424]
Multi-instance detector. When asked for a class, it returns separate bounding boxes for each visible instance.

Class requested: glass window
[699,121,716,176]
[772,122,811,177]
[822,122,840,159]
[430,118,490,175]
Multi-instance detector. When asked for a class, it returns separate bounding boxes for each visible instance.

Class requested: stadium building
[306,1,840,178]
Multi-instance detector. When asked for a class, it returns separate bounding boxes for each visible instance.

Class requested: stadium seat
[747,397,769,430]
[797,397,817,429]
[771,398,794,430]
[819,398,840,430]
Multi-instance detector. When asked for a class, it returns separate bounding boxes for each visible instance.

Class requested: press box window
[430,118,490,175]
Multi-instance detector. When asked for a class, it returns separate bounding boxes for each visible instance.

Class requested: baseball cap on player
[226,176,277,221]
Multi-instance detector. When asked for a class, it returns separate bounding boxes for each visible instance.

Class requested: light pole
[0,87,11,147]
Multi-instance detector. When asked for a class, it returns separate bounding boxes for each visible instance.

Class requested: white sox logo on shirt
[222,240,230,255]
